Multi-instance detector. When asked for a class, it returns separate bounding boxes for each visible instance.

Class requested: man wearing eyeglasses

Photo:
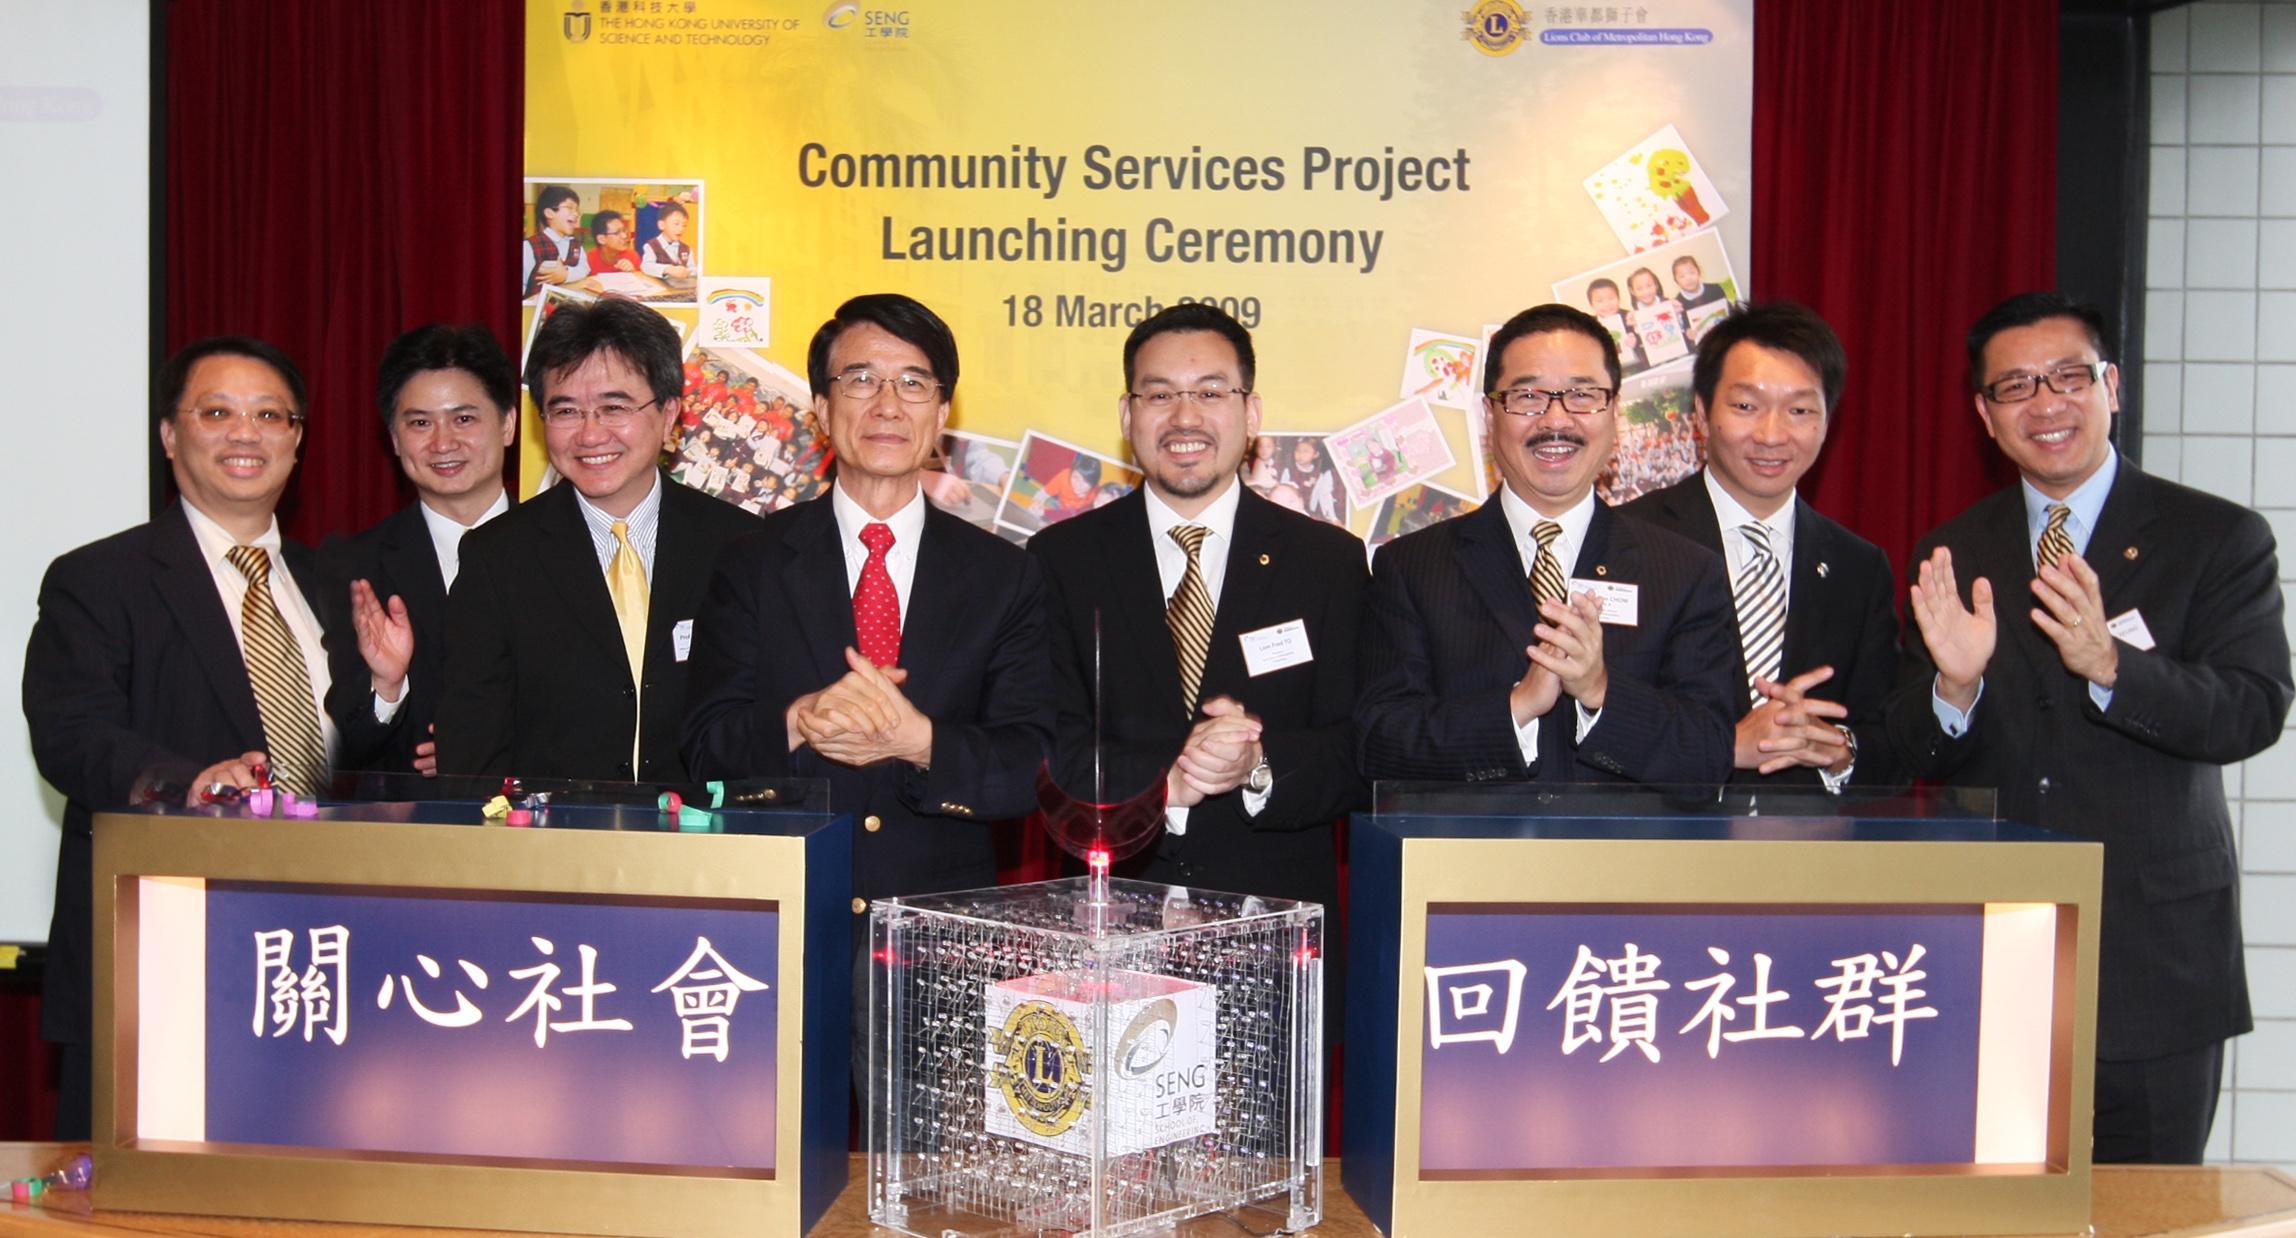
[683,293,1053,910]
[438,297,759,781]
[1028,303,1368,917]
[1617,301,1900,789]
[1890,291,2291,1163]
[1356,303,1737,785]
[24,336,411,1138]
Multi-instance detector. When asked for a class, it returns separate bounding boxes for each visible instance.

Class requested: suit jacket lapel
[781,496,860,686]
[1673,477,1727,556]
[1977,488,2055,687]
[534,485,630,681]
[1782,497,1828,675]
[1457,499,1538,655]
[1101,491,1189,719]
[150,504,267,744]
[380,504,449,645]
[897,506,969,711]
[1203,490,1287,694]
[2084,463,2156,608]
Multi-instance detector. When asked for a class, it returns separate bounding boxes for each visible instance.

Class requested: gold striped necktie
[1530,520,1568,608]
[2038,503,2074,570]
[1166,524,1215,717]
[225,545,327,797]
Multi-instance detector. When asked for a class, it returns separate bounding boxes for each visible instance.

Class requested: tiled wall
[2146,0,2296,1168]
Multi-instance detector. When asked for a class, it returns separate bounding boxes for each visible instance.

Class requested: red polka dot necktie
[853,521,902,667]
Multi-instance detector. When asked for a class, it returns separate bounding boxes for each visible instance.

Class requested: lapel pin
[1816,562,1830,578]
[2124,546,2139,560]
[1594,564,1609,577]
[1258,553,1270,566]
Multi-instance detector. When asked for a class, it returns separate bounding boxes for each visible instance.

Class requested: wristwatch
[1244,754,1274,795]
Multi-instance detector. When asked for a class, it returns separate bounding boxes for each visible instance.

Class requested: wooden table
[5,1146,2294,1237]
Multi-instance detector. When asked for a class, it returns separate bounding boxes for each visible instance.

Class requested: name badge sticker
[1239,619,1314,677]
[2106,608,2156,651]
[1567,578,1640,626]
[673,618,695,662]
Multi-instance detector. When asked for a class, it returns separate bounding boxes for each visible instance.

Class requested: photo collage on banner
[521,3,1752,546]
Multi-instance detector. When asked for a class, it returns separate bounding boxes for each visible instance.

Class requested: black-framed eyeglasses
[829,369,942,404]
[1127,387,1249,411]
[1489,386,1614,416]
[1981,361,2109,404]
[540,397,662,429]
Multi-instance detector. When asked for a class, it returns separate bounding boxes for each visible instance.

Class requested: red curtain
[165,0,525,544]
[1752,0,2058,577]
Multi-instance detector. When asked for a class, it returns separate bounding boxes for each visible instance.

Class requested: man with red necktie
[682,294,1053,910]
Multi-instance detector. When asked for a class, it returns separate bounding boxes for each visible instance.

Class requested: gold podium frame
[89,808,846,1238]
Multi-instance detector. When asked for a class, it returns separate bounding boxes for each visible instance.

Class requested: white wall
[2146,0,2296,1170]
[0,3,154,944]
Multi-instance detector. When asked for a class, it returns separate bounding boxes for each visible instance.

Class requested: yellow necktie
[607,520,649,688]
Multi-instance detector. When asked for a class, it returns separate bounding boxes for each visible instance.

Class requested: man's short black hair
[1691,300,1848,419]
[1966,291,2112,391]
[155,336,306,428]
[1585,277,1620,302]
[1484,304,1623,395]
[806,293,959,400]
[375,324,518,434]
[522,297,685,408]
[591,209,626,242]
[1121,302,1256,392]
[532,184,579,232]
[656,200,688,223]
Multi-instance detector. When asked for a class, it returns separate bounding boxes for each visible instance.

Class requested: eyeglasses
[1489,386,1614,416]
[1981,361,2109,404]
[829,369,942,404]
[179,405,305,435]
[1128,387,1249,411]
[540,397,661,429]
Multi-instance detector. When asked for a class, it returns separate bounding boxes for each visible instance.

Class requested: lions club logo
[1461,0,1527,56]
[992,1001,1089,1137]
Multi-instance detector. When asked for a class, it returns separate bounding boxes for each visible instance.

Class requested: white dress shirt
[573,471,663,583]
[181,502,367,759]
[1142,483,1268,833]
[832,480,928,626]
[1496,484,1602,762]
[419,489,511,592]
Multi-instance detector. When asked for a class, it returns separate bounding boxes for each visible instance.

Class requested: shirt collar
[2021,445,2118,548]
[1703,467,1795,544]
[180,499,281,563]
[572,467,662,535]
[419,489,510,538]
[1143,479,1242,544]
[831,477,928,549]
[1498,483,1596,555]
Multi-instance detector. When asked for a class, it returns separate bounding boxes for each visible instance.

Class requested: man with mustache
[1029,303,1368,914]
[25,337,410,1137]
[683,293,1053,910]
[322,324,519,776]
[1356,303,1737,785]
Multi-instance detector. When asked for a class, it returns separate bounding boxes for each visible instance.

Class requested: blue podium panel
[92,788,852,1238]
[1343,784,2101,1238]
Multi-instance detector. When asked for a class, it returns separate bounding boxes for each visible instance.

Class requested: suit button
[2037,777,2052,793]
[851,897,867,914]
[864,814,882,832]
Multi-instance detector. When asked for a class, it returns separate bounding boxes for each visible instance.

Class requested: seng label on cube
[983,968,1218,1157]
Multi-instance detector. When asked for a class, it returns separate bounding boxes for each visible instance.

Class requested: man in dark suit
[438,298,757,781]
[1029,303,1365,913]
[1618,301,1898,788]
[1356,304,1737,784]
[323,324,518,776]
[683,294,1052,908]
[1889,291,2292,1163]
[25,337,411,1138]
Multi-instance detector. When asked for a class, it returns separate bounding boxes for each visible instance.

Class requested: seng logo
[1114,998,1180,1080]
[994,1001,1088,1137]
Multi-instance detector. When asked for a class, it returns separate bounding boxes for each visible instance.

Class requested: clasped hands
[1910,546,2116,712]
[785,647,934,768]
[1509,592,1610,725]
[1165,695,1264,809]
[1736,667,1852,774]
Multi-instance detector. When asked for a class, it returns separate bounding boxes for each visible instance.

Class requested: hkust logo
[1462,0,1527,55]
[565,0,593,43]
[823,2,858,27]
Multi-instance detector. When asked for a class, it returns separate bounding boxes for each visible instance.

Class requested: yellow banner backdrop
[522,0,1753,539]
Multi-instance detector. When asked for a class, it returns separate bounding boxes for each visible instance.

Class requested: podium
[87,779,849,1238]
[1342,784,2103,1238]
